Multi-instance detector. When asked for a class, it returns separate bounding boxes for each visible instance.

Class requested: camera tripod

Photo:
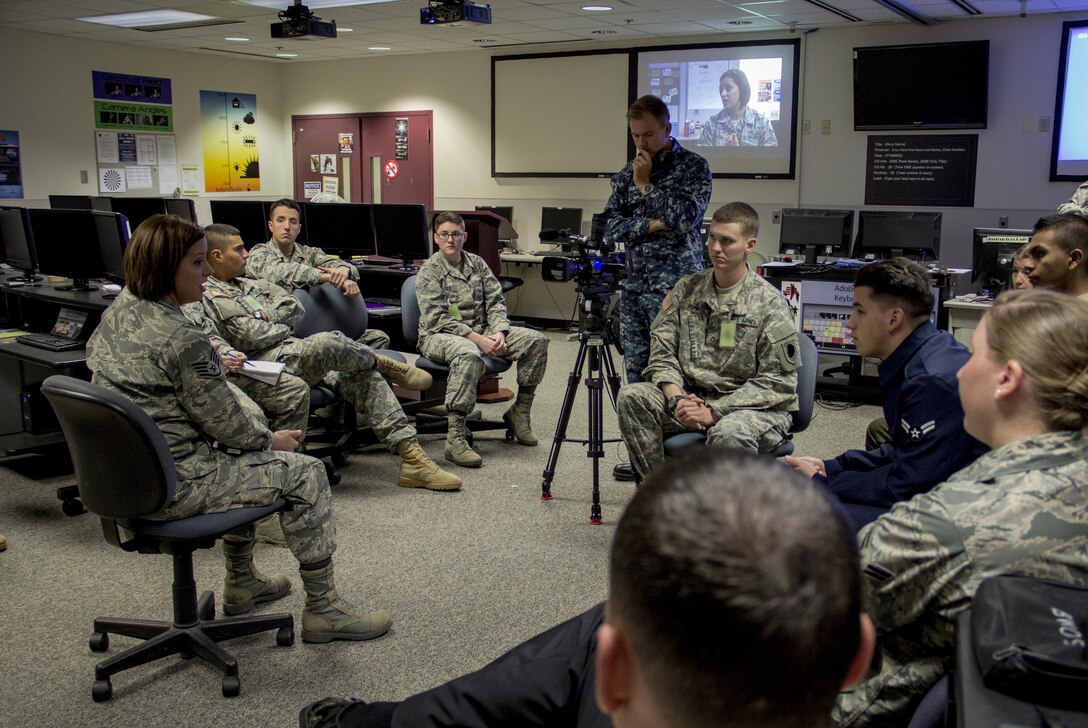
[540,283,624,524]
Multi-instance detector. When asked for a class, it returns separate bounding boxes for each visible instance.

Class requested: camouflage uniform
[698,106,778,147]
[617,268,799,479]
[182,301,310,437]
[1056,180,1088,218]
[834,430,1088,726]
[603,139,711,382]
[201,275,415,449]
[246,239,390,349]
[86,288,335,565]
[416,251,549,415]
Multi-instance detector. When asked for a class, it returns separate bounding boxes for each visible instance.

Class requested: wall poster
[200,90,261,192]
[0,130,22,198]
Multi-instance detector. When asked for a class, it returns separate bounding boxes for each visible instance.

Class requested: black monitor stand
[393,254,419,272]
[7,270,42,285]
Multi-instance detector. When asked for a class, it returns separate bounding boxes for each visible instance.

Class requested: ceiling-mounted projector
[420,0,491,25]
[271,2,336,39]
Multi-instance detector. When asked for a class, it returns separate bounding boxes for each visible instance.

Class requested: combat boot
[222,537,292,616]
[395,437,462,490]
[373,354,432,392]
[444,414,482,467]
[299,562,391,643]
[502,386,538,446]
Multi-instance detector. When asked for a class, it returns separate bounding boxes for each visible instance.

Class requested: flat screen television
[855,211,942,261]
[853,41,989,131]
[1050,19,1088,180]
[0,206,40,283]
[971,227,1032,292]
[778,209,855,264]
[303,202,375,258]
[635,39,800,178]
[28,209,110,291]
[372,204,429,269]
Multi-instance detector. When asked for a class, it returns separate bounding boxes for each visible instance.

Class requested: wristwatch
[667,393,685,412]
[641,183,654,195]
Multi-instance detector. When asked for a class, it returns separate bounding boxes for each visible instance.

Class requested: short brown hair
[853,257,934,321]
[268,198,301,221]
[711,202,759,239]
[124,214,205,301]
[432,210,464,234]
[626,95,670,127]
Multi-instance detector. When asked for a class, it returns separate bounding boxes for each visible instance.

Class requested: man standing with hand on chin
[604,94,712,481]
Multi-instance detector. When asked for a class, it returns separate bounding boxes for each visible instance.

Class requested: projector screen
[1051,19,1088,181]
[634,39,800,179]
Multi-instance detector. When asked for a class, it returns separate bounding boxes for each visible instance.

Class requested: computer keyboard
[366,296,400,305]
[19,332,85,351]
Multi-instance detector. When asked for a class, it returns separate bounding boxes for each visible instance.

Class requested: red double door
[292,111,433,207]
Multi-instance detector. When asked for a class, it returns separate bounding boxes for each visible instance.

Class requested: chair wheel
[89,631,109,652]
[332,452,347,467]
[62,499,86,517]
[325,465,342,486]
[92,679,113,702]
[276,626,295,647]
[222,675,241,697]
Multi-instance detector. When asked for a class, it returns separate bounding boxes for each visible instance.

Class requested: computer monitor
[475,205,513,225]
[0,206,41,283]
[779,209,855,264]
[164,198,198,223]
[302,202,375,258]
[210,200,271,250]
[48,195,112,212]
[855,211,942,261]
[971,227,1032,292]
[28,209,109,291]
[108,197,169,233]
[540,206,582,242]
[373,204,429,269]
[94,212,129,285]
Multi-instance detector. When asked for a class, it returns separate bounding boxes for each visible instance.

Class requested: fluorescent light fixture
[582,5,613,10]
[276,52,299,57]
[225,35,251,41]
[237,0,398,8]
[368,45,392,51]
[78,10,220,28]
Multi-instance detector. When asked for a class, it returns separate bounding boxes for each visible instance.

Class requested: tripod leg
[541,339,588,500]
[599,343,623,411]
[586,348,604,525]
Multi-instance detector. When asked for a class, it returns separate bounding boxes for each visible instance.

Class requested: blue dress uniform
[815,322,988,530]
[602,139,712,383]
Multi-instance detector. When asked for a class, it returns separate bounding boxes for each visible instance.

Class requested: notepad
[239,360,285,386]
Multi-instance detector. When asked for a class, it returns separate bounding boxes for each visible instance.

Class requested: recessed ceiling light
[582,5,613,10]
[368,46,392,51]
[591,28,619,34]
[473,38,496,44]
[276,52,298,57]
[726,19,754,24]
[225,35,250,41]
[78,10,220,28]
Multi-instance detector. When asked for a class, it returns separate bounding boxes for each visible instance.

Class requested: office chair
[40,375,294,702]
[399,274,514,439]
[292,283,408,482]
[662,334,819,458]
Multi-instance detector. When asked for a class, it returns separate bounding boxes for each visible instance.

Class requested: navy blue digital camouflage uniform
[814,321,988,531]
[603,139,712,382]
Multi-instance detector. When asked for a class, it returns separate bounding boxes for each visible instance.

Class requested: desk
[944,298,991,347]
[0,280,111,453]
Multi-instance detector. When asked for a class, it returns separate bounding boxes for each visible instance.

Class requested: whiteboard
[492,52,630,177]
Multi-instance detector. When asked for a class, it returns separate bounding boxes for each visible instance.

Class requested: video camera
[539,225,625,287]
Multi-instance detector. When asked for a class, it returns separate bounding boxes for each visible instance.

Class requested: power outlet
[820,119,831,135]
[802,120,811,135]
[772,209,782,224]
[80,170,89,184]
[1039,116,1051,133]
[999,216,1009,228]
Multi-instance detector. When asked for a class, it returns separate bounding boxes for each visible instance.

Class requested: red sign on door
[384,160,399,179]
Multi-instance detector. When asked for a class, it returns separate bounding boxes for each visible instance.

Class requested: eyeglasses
[435,231,465,241]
